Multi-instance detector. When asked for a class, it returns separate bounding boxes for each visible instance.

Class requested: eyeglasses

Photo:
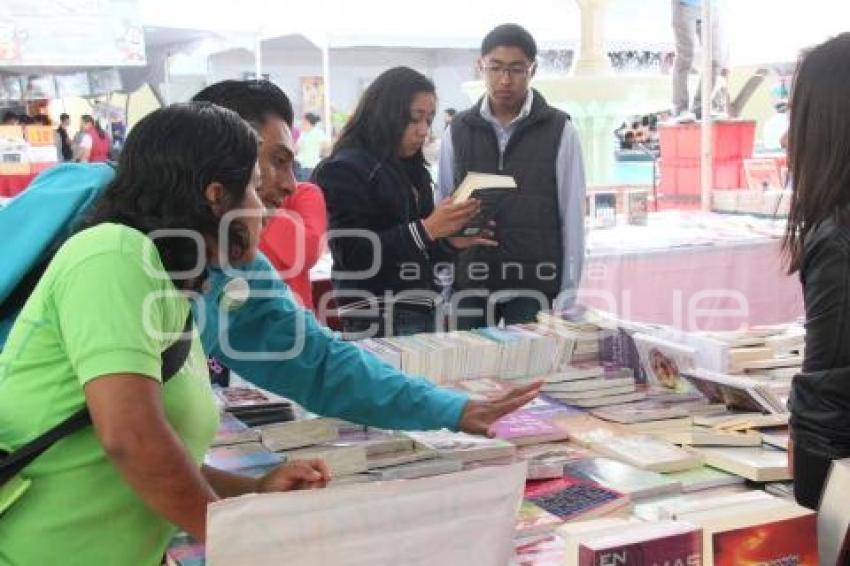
[482,65,533,79]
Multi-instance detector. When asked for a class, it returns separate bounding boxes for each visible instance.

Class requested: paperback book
[634,333,697,393]
[524,476,630,523]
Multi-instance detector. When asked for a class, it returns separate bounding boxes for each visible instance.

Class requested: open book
[452,172,517,237]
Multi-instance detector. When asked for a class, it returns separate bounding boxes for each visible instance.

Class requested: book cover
[333,427,414,457]
[682,369,776,414]
[578,522,703,566]
[744,158,782,191]
[565,457,683,500]
[453,171,517,202]
[524,476,630,523]
[626,191,649,226]
[634,333,697,393]
[664,466,746,493]
[591,435,704,473]
[599,328,648,385]
[365,445,438,470]
[548,390,647,408]
[259,418,339,452]
[367,457,463,481]
[165,532,205,566]
[516,500,564,537]
[204,442,282,475]
[590,192,617,229]
[517,443,591,480]
[211,412,262,447]
[817,458,850,566]
[591,400,691,424]
[713,513,818,566]
[492,411,570,446]
[511,534,568,566]
[542,376,635,394]
[460,187,515,237]
[655,427,763,447]
[695,446,790,482]
[282,444,369,477]
[405,429,516,463]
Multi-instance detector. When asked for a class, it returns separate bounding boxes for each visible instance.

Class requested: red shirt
[88,128,110,162]
[259,182,327,310]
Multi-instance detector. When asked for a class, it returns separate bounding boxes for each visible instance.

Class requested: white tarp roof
[138,0,850,65]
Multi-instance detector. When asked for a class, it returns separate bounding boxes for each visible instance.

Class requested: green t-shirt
[0,223,218,566]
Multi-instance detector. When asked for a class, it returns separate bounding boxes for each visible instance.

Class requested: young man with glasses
[438,23,587,329]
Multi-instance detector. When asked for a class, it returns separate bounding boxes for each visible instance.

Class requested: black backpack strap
[0,312,194,485]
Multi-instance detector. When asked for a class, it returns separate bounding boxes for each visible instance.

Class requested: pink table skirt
[579,240,804,331]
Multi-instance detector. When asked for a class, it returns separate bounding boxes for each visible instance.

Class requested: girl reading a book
[0,103,330,565]
[783,33,850,510]
[315,66,496,337]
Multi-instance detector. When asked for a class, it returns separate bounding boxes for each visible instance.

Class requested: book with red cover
[713,513,818,566]
[578,522,702,566]
[524,476,629,523]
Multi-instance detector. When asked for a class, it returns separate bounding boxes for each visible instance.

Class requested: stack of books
[356,323,582,384]
[215,385,295,426]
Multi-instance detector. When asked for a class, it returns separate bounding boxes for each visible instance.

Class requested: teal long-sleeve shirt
[1,163,469,431]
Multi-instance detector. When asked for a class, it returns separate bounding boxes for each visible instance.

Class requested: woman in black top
[783,33,850,509]
[315,67,494,337]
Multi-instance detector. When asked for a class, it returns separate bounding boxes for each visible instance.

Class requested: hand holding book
[421,197,481,239]
[447,220,498,249]
[458,380,543,437]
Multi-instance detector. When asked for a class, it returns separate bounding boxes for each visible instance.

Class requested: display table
[309,212,803,332]
[580,212,802,331]
[0,173,38,197]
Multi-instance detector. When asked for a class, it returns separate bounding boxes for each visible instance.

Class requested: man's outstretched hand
[457,380,543,437]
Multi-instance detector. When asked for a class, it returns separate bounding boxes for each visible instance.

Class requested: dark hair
[333,66,435,164]
[303,112,321,126]
[81,114,106,140]
[60,113,70,122]
[83,102,258,290]
[481,23,537,61]
[783,34,850,273]
[445,108,457,116]
[192,80,294,128]
[2,111,17,123]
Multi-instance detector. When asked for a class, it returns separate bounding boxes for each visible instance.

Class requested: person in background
[671,0,730,119]
[259,180,328,310]
[2,111,19,125]
[75,115,110,163]
[783,33,850,510]
[443,107,456,129]
[438,23,586,329]
[315,67,497,337]
[0,102,331,565]
[295,112,329,181]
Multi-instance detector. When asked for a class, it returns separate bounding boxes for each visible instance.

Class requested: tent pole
[255,32,262,79]
[163,50,172,105]
[322,42,332,134]
[700,0,714,212]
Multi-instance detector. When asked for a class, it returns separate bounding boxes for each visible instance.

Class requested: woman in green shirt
[0,102,330,565]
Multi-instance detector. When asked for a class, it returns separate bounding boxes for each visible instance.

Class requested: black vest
[450,90,567,297]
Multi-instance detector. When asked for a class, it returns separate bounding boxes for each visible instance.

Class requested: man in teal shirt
[0,80,539,436]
